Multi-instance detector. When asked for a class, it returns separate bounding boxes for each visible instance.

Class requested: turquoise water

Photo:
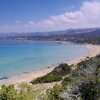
[0,40,89,78]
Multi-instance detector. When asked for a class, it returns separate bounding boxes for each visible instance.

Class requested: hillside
[0,28,100,44]
[31,55,100,100]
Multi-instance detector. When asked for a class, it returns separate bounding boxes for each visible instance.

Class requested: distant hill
[0,27,100,44]
[0,27,99,38]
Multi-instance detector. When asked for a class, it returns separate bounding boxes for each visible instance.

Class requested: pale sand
[0,44,100,85]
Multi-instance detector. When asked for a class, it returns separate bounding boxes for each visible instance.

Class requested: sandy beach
[0,44,100,85]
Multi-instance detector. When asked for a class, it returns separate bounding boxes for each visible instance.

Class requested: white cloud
[0,0,100,32]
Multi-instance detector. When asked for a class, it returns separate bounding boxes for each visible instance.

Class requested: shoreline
[0,44,100,85]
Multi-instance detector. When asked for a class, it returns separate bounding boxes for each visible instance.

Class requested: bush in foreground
[39,84,63,100]
[79,81,100,100]
[0,83,40,100]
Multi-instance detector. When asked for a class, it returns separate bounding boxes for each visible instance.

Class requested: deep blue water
[0,40,89,78]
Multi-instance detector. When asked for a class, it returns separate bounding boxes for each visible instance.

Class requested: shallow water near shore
[0,40,90,78]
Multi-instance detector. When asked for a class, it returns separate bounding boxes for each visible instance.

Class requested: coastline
[0,44,100,85]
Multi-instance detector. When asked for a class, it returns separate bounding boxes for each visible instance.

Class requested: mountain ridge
[0,27,100,38]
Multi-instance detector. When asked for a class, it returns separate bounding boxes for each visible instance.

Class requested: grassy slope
[31,64,71,84]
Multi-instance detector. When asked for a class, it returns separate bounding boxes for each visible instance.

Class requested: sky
[0,0,100,33]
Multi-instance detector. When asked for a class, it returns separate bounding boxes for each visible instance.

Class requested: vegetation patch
[60,55,100,100]
[61,76,74,89]
[79,81,100,100]
[31,63,71,84]
[0,83,41,100]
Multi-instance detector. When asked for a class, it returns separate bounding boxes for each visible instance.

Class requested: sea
[0,40,90,78]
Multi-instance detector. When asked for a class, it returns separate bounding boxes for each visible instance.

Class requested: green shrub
[79,81,100,100]
[31,63,71,84]
[0,85,18,100]
[31,74,62,84]
[0,83,40,100]
[43,84,62,100]
[61,77,74,89]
